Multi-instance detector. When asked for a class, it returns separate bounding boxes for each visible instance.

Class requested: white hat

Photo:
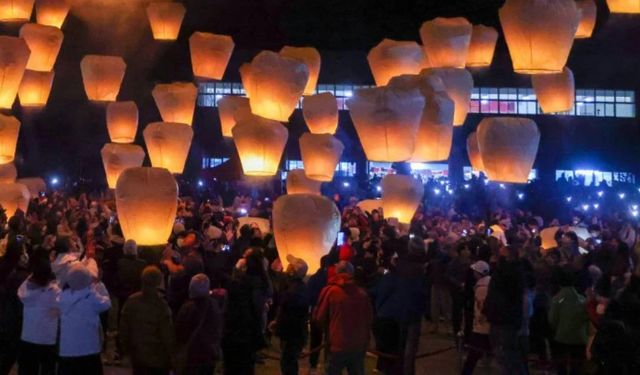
[286,254,309,279]
[470,261,490,276]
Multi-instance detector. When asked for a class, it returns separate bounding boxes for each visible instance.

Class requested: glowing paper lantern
[101,143,145,189]
[421,68,473,126]
[286,169,321,195]
[347,86,425,162]
[466,25,498,68]
[0,163,17,183]
[273,194,340,272]
[238,63,254,98]
[217,96,251,137]
[476,117,540,183]
[357,199,383,214]
[575,0,596,39]
[143,122,193,174]
[607,0,640,13]
[115,167,178,246]
[531,67,575,113]
[540,227,559,250]
[299,133,344,182]
[146,2,185,41]
[106,101,138,143]
[381,174,424,224]
[189,32,234,80]
[80,55,126,102]
[0,0,34,22]
[232,114,288,176]
[18,70,54,107]
[279,46,320,95]
[152,82,197,126]
[16,177,45,196]
[367,39,424,86]
[0,183,30,217]
[19,23,63,72]
[35,0,70,28]
[466,132,485,172]
[302,93,338,135]
[420,17,472,69]
[0,114,20,164]
[241,51,309,122]
[499,0,580,74]
[0,36,31,109]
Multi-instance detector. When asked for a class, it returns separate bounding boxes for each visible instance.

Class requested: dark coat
[371,258,427,324]
[485,257,524,328]
[275,276,310,340]
[175,296,223,366]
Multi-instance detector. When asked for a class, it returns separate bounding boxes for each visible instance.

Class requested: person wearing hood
[58,263,111,375]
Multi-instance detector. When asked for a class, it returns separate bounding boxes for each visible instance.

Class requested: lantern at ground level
[0,0,34,22]
[18,70,54,107]
[421,68,473,126]
[576,0,596,39]
[232,114,288,176]
[299,133,344,182]
[0,114,20,164]
[143,122,193,174]
[466,25,498,68]
[16,177,45,196]
[146,2,185,41]
[0,163,16,183]
[242,51,309,122]
[217,96,251,137]
[357,199,383,214]
[467,132,485,172]
[106,101,138,143]
[189,32,234,80]
[273,194,340,272]
[152,82,197,126]
[19,23,63,72]
[420,17,472,69]
[499,0,580,74]
[532,67,574,113]
[607,0,640,13]
[476,117,540,183]
[80,55,126,102]
[367,39,424,86]
[36,0,70,28]
[382,174,424,224]
[101,143,145,189]
[115,167,178,246]
[0,183,30,217]
[286,169,322,195]
[280,46,320,96]
[302,93,338,134]
[347,86,425,162]
[0,36,30,109]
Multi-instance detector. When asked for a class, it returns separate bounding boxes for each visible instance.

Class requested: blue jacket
[371,259,427,324]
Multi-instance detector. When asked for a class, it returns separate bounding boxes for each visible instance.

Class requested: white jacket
[18,279,61,345]
[472,276,491,335]
[58,282,111,357]
[52,253,79,287]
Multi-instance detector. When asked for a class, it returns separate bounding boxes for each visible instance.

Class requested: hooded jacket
[18,279,60,345]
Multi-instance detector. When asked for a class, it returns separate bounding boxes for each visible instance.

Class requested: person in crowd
[461,260,491,375]
[448,242,472,338]
[306,255,330,374]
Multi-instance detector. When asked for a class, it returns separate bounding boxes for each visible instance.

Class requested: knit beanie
[189,273,210,298]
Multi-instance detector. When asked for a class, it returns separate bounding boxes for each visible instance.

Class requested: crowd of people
[1,175,640,375]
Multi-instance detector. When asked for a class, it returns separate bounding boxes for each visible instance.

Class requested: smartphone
[409,233,415,239]
[337,232,345,246]
[462,230,468,237]
[221,244,231,252]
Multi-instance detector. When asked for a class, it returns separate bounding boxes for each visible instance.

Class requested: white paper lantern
[101,143,145,189]
[80,55,126,102]
[279,46,320,96]
[367,39,424,86]
[420,68,473,126]
[143,122,193,174]
[0,183,30,217]
[189,32,234,80]
[0,163,17,183]
[466,25,498,68]
[18,70,54,107]
[106,101,138,144]
[16,177,45,196]
[19,23,63,72]
[0,114,20,164]
[299,133,344,182]
[382,174,424,224]
[146,1,186,41]
[35,0,70,28]
[302,92,338,135]
[420,17,473,69]
[0,0,34,22]
[531,67,575,113]
[286,169,322,195]
[0,36,31,109]
[232,114,288,176]
[357,199,383,214]
[467,132,485,172]
[576,0,596,39]
[607,0,640,13]
[152,82,197,126]
[217,96,251,138]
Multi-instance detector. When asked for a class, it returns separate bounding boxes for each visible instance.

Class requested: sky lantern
[0,163,16,183]
[217,95,251,137]
[286,169,322,195]
[143,122,193,174]
[189,32,234,80]
[35,0,70,29]
[575,0,596,39]
[16,177,45,196]
[357,199,383,214]
[241,50,309,122]
[476,117,540,183]
[381,174,424,224]
[367,39,424,86]
[18,70,54,107]
[80,55,126,102]
[152,82,197,126]
[347,86,425,162]
[101,143,145,189]
[466,25,498,68]
[499,0,580,74]
[0,36,31,109]
[421,68,473,126]
[273,194,340,272]
[607,0,640,13]
[420,17,473,69]
[232,114,288,176]
[466,132,485,172]
[299,133,344,182]
[279,46,320,95]
[106,101,138,143]
[302,92,338,134]
[0,183,30,217]
[0,0,34,22]
[146,1,186,41]
[0,114,20,164]
[19,23,63,72]
[115,167,178,246]
[531,67,575,113]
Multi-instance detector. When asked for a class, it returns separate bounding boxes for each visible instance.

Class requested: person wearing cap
[58,263,111,374]
[461,261,491,375]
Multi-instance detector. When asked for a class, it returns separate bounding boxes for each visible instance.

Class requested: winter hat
[141,266,163,289]
[123,239,138,256]
[66,263,92,290]
[286,254,309,279]
[471,261,490,276]
[189,273,210,298]
[207,225,222,240]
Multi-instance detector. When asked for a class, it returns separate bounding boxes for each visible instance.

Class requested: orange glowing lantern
[0,183,30,217]
[238,63,254,98]
[467,132,485,173]
[466,25,498,68]
[106,101,138,143]
[357,199,383,214]
[217,96,251,138]
[286,169,322,195]
[273,194,340,272]
[152,82,197,126]
[476,117,540,183]
[382,174,424,224]
[531,67,575,113]
[143,122,193,175]
[0,114,20,164]
[576,0,596,39]
[16,177,45,196]
[18,70,53,107]
[80,55,126,102]
[19,23,63,72]
[0,0,34,22]
[299,133,344,182]
[302,93,338,135]
[146,2,186,41]
[420,17,473,69]
[607,0,640,13]
[0,163,16,183]
[101,143,145,189]
[189,32,234,80]
[367,39,424,86]
[35,0,70,28]
[421,68,473,126]
[0,36,30,109]
[279,46,320,95]
[499,0,580,74]
[115,167,178,246]
[232,114,288,176]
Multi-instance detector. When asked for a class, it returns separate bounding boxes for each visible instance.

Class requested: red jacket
[312,273,373,353]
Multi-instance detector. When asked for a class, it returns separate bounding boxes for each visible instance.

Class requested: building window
[201,157,229,169]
